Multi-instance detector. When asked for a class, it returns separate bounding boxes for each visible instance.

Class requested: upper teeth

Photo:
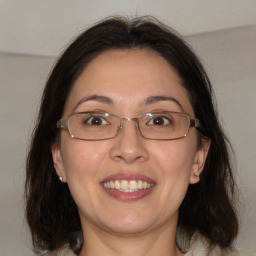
[103,180,153,192]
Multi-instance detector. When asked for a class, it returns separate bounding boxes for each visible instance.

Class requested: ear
[51,143,67,182]
[190,138,211,184]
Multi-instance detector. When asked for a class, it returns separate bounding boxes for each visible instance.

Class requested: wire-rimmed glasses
[57,111,200,141]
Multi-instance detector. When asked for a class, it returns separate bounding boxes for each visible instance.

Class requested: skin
[52,49,210,256]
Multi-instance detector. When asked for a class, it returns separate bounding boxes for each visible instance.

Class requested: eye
[147,115,172,126]
[84,115,109,125]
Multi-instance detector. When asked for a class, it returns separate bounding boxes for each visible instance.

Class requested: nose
[109,118,149,164]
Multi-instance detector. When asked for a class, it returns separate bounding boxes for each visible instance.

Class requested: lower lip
[102,186,154,202]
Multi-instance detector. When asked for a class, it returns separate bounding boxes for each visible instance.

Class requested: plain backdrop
[0,1,255,255]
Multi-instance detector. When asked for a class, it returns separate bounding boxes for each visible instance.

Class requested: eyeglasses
[57,111,200,141]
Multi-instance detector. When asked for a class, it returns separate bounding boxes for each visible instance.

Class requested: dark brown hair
[25,16,238,254]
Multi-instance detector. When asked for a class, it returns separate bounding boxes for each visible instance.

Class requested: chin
[107,222,153,235]
[98,210,159,235]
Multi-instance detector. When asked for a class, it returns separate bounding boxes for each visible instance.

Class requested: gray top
[42,232,255,256]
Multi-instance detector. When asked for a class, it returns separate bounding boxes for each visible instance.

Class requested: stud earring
[193,173,199,178]
[59,176,63,182]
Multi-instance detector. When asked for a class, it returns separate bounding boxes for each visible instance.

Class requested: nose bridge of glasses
[119,117,139,129]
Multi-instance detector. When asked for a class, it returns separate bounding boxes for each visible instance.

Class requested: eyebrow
[73,94,183,112]
[73,95,113,112]
[144,96,184,111]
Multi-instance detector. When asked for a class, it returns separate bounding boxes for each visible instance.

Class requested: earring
[193,173,199,178]
[59,176,63,182]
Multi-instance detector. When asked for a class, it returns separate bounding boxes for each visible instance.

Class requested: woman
[25,16,250,256]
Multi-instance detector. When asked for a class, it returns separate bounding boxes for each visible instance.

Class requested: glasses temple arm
[57,119,68,129]
[190,118,200,128]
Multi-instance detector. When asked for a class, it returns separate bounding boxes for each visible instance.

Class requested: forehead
[63,49,193,115]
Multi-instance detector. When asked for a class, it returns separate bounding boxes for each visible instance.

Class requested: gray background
[0,1,255,255]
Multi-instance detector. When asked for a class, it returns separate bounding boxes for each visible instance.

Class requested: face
[52,49,209,236]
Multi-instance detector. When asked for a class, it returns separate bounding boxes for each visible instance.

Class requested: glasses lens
[139,112,190,140]
[68,112,120,140]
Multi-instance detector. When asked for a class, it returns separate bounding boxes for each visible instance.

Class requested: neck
[79,221,184,256]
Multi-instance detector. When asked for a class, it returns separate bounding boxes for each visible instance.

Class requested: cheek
[59,140,109,210]
[153,139,197,176]
[152,140,197,214]
[60,138,108,180]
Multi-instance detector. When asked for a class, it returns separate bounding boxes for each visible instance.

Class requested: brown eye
[148,116,171,126]
[84,116,108,125]
[153,116,164,125]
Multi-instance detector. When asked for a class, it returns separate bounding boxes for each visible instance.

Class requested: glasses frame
[57,111,200,141]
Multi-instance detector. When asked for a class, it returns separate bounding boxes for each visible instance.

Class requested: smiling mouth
[100,174,156,201]
[103,180,154,192]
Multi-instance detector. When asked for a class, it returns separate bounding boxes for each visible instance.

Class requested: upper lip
[100,173,156,184]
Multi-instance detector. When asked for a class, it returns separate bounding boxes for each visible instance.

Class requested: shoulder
[184,232,255,256]
[41,245,76,256]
